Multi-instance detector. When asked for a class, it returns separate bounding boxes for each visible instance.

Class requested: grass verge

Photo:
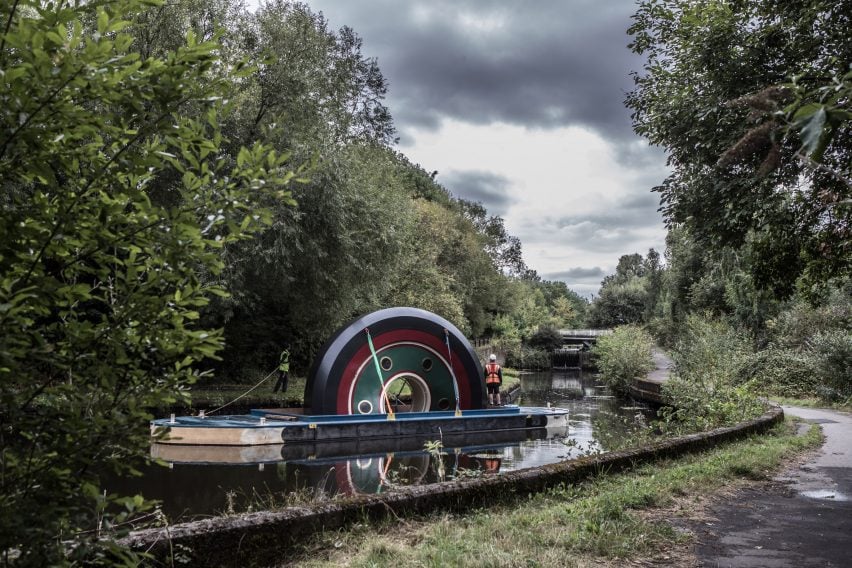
[501,367,522,393]
[288,418,821,567]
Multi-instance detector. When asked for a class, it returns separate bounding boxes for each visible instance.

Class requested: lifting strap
[365,328,396,420]
[443,328,463,416]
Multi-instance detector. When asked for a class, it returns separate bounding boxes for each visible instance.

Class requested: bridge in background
[557,329,613,344]
[553,329,612,369]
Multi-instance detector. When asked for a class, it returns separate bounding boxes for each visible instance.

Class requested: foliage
[504,346,551,371]
[768,290,851,349]
[737,348,817,398]
[587,250,662,328]
[592,325,655,395]
[627,0,852,297]
[527,327,563,353]
[661,316,763,431]
[492,277,587,346]
[0,0,293,562]
[670,315,752,382]
[808,330,852,400]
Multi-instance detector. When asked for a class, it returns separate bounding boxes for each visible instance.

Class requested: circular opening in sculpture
[357,400,373,414]
[382,374,431,413]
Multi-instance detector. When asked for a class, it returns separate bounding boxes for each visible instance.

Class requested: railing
[557,329,613,338]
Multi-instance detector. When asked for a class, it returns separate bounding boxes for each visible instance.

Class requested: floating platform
[150,424,566,464]
[151,406,569,447]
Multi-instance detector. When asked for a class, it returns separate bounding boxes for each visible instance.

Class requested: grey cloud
[307,0,642,143]
[440,170,515,215]
[544,267,606,282]
[513,192,663,255]
[554,192,661,232]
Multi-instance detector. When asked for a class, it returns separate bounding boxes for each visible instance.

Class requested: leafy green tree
[235,0,395,151]
[0,1,293,562]
[588,252,663,328]
[527,327,563,353]
[627,0,851,297]
[534,279,587,327]
[588,277,648,328]
[458,200,528,276]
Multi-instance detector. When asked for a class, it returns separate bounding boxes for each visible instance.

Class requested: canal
[110,370,651,522]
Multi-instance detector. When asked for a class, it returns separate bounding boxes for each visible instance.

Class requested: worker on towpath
[272,348,290,394]
[484,353,502,406]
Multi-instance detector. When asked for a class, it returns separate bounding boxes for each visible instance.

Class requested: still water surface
[112,370,649,521]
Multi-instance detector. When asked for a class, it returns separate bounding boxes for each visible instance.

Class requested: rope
[365,328,396,420]
[206,367,278,415]
[443,329,462,416]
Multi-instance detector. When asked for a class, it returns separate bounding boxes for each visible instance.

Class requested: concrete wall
[123,404,783,566]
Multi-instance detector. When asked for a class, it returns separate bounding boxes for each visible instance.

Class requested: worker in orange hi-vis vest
[484,353,503,406]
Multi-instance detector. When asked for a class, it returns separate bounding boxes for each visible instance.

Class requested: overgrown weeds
[660,315,764,432]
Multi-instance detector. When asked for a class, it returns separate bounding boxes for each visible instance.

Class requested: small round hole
[437,398,450,410]
[380,356,393,371]
[357,400,373,414]
[421,357,433,371]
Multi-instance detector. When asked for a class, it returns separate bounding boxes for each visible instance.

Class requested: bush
[808,330,852,400]
[661,315,762,431]
[592,325,654,395]
[737,348,817,398]
[769,292,851,350]
[671,315,752,383]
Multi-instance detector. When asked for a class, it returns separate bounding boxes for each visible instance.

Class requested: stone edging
[123,404,783,566]
[503,383,522,403]
[630,378,664,404]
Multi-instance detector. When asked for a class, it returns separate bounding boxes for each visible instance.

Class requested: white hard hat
[489,354,497,361]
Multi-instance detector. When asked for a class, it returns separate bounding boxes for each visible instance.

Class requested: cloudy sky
[305,0,670,297]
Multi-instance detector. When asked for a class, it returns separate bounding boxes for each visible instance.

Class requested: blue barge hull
[151,406,570,446]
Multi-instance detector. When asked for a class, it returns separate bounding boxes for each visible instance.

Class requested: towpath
[632,349,852,566]
[692,406,852,567]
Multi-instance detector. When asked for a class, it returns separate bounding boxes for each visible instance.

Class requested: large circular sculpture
[304,307,486,415]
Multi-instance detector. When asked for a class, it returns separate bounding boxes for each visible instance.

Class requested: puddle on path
[799,489,850,501]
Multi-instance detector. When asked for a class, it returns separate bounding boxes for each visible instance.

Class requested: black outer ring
[304,307,485,415]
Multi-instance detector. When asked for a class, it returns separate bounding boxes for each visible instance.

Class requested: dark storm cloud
[307,0,642,144]
[440,170,515,215]
[544,267,606,282]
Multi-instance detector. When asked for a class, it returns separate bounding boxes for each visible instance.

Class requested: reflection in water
[110,370,650,521]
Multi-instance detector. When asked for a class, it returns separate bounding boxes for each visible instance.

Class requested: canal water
[111,370,651,522]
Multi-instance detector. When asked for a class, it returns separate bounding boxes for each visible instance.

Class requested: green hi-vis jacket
[278,350,290,372]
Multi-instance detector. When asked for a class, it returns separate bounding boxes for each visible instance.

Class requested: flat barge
[151,405,570,446]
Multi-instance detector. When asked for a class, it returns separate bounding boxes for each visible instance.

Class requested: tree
[588,252,658,328]
[0,1,293,561]
[233,0,395,151]
[627,0,851,298]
